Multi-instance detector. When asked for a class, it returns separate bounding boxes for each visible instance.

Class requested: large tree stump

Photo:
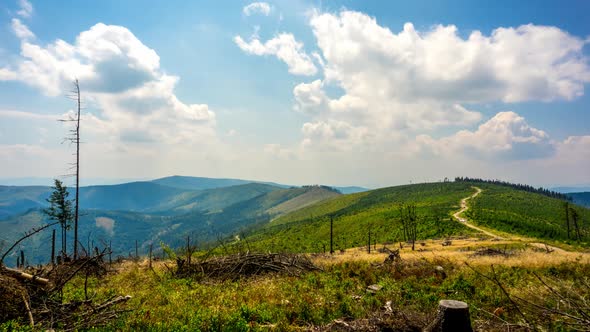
[425,300,472,332]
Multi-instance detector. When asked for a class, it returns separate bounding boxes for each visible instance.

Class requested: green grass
[466,183,590,246]
[242,182,478,253]
[8,258,584,331]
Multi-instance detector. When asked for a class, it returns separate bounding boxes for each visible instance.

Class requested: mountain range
[0,176,362,264]
[1,175,588,266]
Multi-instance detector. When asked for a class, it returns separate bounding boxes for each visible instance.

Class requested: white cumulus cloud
[234,33,317,76]
[285,10,590,155]
[311,11,590,103]
[16,0,33,18]
[243,2,271,16]
[11,18,34,39]
[417,111,554,160]
[1,22,216,148]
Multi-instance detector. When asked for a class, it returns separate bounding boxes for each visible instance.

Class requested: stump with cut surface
[425,300,472,332]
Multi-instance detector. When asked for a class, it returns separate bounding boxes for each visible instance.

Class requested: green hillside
[0,186,340,265]
[170,186,341,240]
[149,183,281,214]
[78,182,189,212]
[243,182,478,253]
[243,181,590,252]
[267,186,341,216]
[0,186,50,218]
[466,184,590,243]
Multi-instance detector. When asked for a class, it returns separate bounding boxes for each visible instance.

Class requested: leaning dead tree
[1,228,130,330]
[60,79,82,259]
[0,222,59,265]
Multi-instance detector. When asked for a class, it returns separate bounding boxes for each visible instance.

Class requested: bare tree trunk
[570,208,581,241]
[186,236,191,265]
[51,229,56,266]
[367,227,371,253]
[62,224,66,258]
[149,243,153,269]
[329,216,334,254]
[73,79,81,260]
[565,202,570,239]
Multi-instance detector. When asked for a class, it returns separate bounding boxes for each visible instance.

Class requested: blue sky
[0,0,589,188]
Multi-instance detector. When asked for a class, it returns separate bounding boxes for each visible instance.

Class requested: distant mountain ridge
[568,192,590,208]
[151,175,289,191]
[553,186,590,193]
[0,176,367,219]
[0,185,341,265]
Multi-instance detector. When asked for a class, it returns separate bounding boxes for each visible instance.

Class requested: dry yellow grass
[312,237,590,268]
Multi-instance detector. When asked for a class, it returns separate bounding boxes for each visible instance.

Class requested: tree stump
[425,300,472,332]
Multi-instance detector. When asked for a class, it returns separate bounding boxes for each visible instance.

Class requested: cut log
[424,300,472,332]
[3,267,49,285]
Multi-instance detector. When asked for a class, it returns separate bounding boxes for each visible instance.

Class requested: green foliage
[52,258,590,331]
[43,179,73,229]
[466,184,590,245]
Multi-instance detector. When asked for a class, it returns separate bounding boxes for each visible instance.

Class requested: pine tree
[44,179,74,259]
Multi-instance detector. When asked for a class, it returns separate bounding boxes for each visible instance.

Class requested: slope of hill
[243,182,590,253]
[168,186,342,239]
[0,185,340,265]
[335,186,369,194]
[243,182,478,253]
[267,186,341,216]
[466,185,590,242]
[0,186,51,218]
[151,175,288,191]
[77,182,189,212]
[0,181,285,219]
[147,183,281,214]
[568,192,590,208]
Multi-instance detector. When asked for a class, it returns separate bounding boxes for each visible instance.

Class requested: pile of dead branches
[472,247,511,257]
[0,253,131,330]
[174,252,320,280]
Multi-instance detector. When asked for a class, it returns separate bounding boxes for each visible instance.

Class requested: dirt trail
[453,187,568,253]
[452,187,500,239]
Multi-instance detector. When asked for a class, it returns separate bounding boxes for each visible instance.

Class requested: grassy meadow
[3,240,588,331]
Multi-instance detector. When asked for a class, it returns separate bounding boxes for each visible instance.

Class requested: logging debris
[174,252,320,280]
[0,253,130,330]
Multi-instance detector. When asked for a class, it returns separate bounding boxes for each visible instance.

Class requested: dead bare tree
[0,222,59,265]
[564,202,571,239]
[570,207,581,241]
[60,79,82,260]
[399,204,418,251]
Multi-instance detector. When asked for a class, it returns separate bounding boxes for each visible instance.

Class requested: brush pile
[175,252,320,280]
[0,254,131,331]
[472,247,511,257]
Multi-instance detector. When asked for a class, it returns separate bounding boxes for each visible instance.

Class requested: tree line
[454,177,570,201]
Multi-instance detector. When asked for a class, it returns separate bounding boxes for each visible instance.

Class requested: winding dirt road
[453,187,503,239]
[453,187,568,252]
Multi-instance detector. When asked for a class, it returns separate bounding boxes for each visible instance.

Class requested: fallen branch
[3,267,49,285]
[21,292,34,327]
[0,221,59,264]
[94,295,132,312]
